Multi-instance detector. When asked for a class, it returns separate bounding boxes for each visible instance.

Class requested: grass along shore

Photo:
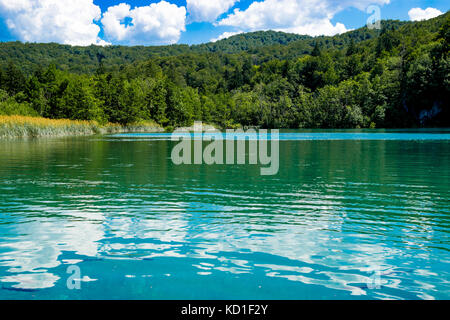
[0,115,163,138]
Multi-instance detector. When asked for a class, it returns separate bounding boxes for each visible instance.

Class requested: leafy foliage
[0,12,448,128]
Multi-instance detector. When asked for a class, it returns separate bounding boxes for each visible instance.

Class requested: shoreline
[0,115,226,139]
[0,115,164,139]
[1,115,448,140]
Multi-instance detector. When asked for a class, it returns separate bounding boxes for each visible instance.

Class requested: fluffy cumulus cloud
[0,0,104,46]
[408,7,443,21]
[0,0,401,46]
[210,31,243,42]
[101,1,186,45]
[187,0,238,22]
[217,0,390,36]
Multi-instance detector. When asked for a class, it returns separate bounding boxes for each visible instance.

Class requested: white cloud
[217,0,390,36]
[408,7,443,21]
[101,1,186,46]
[210,31,243,42]
[282,20,348,37]
[0,0,103,46]
[96,39,112,47]
[187,0,238,22]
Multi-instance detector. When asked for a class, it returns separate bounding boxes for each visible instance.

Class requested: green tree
[4,61,26,95]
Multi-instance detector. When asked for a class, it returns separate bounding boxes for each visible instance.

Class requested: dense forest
[0,22,407,75]
[0,12,448,129]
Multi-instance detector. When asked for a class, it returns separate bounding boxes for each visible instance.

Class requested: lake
[0,129,449,300]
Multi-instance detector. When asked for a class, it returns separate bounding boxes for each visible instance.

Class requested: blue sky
[0,0,448,46]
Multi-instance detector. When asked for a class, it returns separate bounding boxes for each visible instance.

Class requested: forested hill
[0,21,407,75]
[192,31,311,54]
[0,12,449,129]
[196,20,408,59]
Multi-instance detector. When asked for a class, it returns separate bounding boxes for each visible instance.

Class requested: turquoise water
[114,131,450,141]
[0,129,449,300]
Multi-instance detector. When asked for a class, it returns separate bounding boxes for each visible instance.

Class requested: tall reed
[0,115,162,138]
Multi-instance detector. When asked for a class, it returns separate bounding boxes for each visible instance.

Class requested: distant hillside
[0,42,191,75]
[0,21,408,75]
[192,31,311,53]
